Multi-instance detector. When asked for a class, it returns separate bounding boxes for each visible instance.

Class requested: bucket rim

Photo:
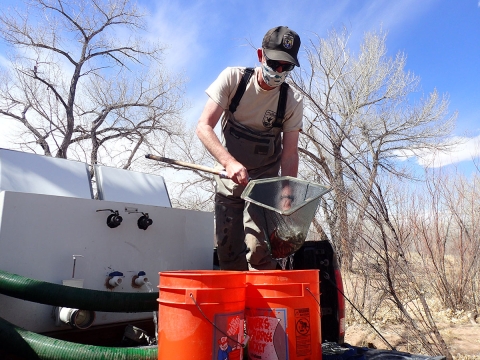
[159,270,246,276]
[244,269,319,276]
[245,269,320,286]
[158,270,246,290]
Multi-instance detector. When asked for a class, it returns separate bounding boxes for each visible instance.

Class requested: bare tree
[286,28,461,357]
[0,0,186,176]
[359,176,453,358]
[411,168,480,312]
[148,124,217,211]
[346,167,479,357]
[290,28,456,269]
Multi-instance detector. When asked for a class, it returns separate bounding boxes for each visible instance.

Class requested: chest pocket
[223,114,281,170]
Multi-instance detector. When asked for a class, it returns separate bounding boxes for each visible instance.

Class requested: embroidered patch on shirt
[263,110,276,128]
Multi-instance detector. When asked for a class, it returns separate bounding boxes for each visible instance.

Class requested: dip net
[241,177,330,259]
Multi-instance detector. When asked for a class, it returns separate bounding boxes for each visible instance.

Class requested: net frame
[241,176,331,259]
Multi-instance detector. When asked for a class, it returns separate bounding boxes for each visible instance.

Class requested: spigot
[96,209,123,228]
[106,271,124,289]
[132,271,148,288]
[137,213,153,230]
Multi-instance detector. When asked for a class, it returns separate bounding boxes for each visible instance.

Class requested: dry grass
[341,270,480,358]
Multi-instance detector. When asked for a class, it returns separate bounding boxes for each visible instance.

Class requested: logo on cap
[282,34,294,49]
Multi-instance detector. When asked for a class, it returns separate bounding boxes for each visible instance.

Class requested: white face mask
[261,61,290,88]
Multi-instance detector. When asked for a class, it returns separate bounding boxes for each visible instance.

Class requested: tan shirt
[206,67,303,133]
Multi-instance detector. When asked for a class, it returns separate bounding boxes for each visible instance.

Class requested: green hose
[0,269,157,312]
[0,316,157,360]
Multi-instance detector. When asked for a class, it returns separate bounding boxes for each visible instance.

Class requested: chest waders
[215,68,289,270]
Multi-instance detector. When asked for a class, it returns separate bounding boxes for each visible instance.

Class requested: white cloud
[0,55,10,69]
[143,2,211,75]
[400,134,480,168]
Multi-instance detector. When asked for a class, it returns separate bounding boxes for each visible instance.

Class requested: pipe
[134,275,148,287]
[58,307,96,329]
[0,269,157,312]
[0,316,157,360]
[108,275,123,287]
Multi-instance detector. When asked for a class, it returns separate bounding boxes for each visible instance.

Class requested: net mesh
[241,177,330,259]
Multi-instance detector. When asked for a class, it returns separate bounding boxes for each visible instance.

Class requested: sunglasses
[264,53,295,72]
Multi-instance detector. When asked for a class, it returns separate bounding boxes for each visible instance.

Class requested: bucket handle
[306,287,321,307]
[189,293,249,348]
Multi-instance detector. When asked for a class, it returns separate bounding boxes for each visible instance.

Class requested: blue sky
[141,0,480,174]
[1,0,479,174]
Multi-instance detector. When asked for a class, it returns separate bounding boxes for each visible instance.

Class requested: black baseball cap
[262,26,301,67]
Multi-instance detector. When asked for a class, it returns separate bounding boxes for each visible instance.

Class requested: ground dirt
[345,321,480,359]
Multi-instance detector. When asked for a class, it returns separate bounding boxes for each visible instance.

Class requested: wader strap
[228,67,289,128]
[229,68,254,113]
[273,82,289,128]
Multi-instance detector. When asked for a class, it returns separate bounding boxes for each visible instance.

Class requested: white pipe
[58,307,95,329]
[134,275,148,286]
[108,276,123,287]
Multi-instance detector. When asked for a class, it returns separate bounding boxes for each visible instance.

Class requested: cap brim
[264,48,300,67]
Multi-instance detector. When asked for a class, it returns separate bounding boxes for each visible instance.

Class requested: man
[196,26,303,270]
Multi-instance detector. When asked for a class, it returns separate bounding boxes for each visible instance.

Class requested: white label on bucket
[213,312,244,360]
[246,309,288,360]
[294,308,312,357]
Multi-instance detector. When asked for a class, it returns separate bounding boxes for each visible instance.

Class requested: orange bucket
[245,270,321,360]
[158,270,246,360]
